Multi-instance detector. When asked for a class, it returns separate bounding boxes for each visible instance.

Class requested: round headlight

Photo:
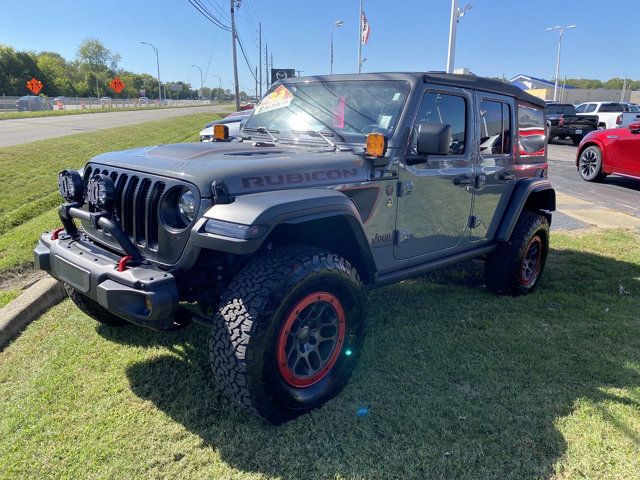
[178,190,196,224]
[87,174,115,210]
[58,169,84,203]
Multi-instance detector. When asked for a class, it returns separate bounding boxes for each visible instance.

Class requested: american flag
[361,11,371,45]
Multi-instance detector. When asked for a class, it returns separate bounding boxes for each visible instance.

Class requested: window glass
[479,100,510,155]
[575,104,586,113]
[517,104,545,156]
[600,103,625,113]
[585,104,597,113]
[413,92,466,155]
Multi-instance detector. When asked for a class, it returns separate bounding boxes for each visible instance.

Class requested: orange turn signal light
[366,133,386,157]
[213,124,229,140]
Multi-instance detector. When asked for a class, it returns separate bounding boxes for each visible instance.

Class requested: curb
[0,276,65,350]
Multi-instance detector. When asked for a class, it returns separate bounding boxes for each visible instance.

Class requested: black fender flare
[190,188,377,279]
[495,178,556,242]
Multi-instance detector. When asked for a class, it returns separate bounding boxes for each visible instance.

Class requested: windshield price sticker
[254,85,293,115]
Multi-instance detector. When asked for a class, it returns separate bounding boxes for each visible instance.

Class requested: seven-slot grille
[82,165,166,253]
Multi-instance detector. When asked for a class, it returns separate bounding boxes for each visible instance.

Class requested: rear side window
[600,103,625,113]
[575,104,586,113]
[479,100,511,155]
[413,92,467,155]
[517,104,545,157]
[585,104,597,113]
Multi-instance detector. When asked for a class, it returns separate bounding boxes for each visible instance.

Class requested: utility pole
[258,22,262,97]
[230,0,241,111]
[255,66,258,99]
[265,42,269,88]
[546,24,576,102]
[357,0,362,73]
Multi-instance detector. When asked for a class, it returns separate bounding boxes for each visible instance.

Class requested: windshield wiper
[290,129,351,151]
[244,126,279,143]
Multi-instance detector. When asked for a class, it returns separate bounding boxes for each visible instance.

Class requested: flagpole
[357,0,362,73]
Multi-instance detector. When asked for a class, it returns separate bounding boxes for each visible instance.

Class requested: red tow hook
[117,255,135,272]
[51,227,65,240]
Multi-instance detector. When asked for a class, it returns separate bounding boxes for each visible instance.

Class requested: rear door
[394,85,474,260]
[470,93,517,242]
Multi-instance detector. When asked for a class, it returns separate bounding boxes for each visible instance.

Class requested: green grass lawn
[0,112,220,273]
[1,229,638,480]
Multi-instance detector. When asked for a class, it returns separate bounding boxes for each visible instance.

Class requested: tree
[76,38,121,72]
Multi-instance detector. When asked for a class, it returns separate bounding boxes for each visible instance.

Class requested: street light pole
[141,41,162,102]
[191,64,203,99]
[446,0,473,74]
[330,20,344,74]
[546,24,576,102]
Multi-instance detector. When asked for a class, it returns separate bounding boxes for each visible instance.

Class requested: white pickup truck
[616,107,640,129]
[575,102,636,130]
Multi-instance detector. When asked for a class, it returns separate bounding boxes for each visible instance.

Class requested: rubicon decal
[241,168,359,188]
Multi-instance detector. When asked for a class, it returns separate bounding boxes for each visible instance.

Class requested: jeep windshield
[243,80,411,144]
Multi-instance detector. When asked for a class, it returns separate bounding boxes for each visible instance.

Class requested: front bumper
[34,232,181,330]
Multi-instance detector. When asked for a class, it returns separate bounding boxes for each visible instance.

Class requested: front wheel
[485,212,549,295]
[209,246,365,423]
[578,145,607,182]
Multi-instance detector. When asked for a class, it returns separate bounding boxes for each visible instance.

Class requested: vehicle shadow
[102,247,640,480]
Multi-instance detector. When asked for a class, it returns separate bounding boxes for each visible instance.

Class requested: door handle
[498,172,515,182]
[453,175,474,186]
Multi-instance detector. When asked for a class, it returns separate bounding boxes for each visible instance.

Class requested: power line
[236,31,258,82]
[187,0,230,31]
[204,0,229,21]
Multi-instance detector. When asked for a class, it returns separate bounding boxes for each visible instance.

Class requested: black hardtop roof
[280,72,546,108]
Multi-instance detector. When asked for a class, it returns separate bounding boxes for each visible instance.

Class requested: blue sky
[2,0,639,92]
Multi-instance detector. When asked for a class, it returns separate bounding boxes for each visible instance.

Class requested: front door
[394,86,474,260]
[470,93,517,241]
[613,128,640,177]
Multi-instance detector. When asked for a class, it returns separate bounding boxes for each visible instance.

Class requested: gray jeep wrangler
[35,73,554,423]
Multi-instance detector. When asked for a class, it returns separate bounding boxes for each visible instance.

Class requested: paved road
[0,105,230,148]
[547,141,640,231]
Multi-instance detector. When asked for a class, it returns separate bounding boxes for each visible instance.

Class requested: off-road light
[87,174,115,210]
[213,124,229,140]
[58,169,84,203]
[366,133,387,157]
[203,219,268,239]
[178,189,197,224]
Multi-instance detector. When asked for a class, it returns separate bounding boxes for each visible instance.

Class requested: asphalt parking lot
[546,141,640,231]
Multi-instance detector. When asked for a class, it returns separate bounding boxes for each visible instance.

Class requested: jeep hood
[90,142,371,196]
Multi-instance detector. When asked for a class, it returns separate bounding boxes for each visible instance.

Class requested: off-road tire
[64,283,128,326]
[578,145,607,182]
[484,212,549,295]
[209,246,365,424]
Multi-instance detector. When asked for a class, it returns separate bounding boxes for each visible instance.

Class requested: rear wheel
[485,212,549,296]
[578,145,607,182]
[64,283,128,326]
[209,246,365,423]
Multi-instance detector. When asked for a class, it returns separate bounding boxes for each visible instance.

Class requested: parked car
[138,96,149,105]
[616,110,640,129]
[546,103,598,145]
[199,110,251,141]
[36,73,554,423]
[576,122,640,181]
[100,97,112,105]
[16,95,52,112]
[575,102,631,130]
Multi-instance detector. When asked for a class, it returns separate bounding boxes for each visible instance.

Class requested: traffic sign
[26,78,43,95]
[109,77,126,94]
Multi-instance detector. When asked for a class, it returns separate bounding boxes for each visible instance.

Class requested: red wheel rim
[277,292,346,388]
[520,235,542,287]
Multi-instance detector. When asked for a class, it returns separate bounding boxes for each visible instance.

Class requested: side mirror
[629,122,640,134]
[416,123,451,156]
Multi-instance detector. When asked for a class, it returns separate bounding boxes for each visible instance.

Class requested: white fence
[1,95,216,113]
